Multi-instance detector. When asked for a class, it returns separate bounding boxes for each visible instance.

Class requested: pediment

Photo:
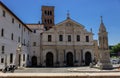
[55,18,85,29]
[44,18,90,34]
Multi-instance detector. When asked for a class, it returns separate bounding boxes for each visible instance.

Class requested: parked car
[111,58,119,64]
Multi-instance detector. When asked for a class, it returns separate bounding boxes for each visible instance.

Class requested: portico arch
[66,52,73,66]
[31,56,37,67]
[46,52,54,67]
[85,52,92,66]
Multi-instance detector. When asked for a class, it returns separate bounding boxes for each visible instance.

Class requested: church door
[66,52,73,66]
[31,56,37,67]
[85,52,92,66]
[46,52,54,67]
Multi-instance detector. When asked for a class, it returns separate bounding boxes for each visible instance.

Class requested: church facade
[0,1,111,68]
[41,17,98,67]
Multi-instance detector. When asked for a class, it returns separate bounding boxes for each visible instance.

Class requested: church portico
[41,46,95,67]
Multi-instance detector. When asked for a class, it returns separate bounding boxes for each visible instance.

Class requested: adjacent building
[0,1,32,68]
[27,24,44,66]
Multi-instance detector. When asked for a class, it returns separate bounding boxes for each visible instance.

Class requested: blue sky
[1,0,120,45]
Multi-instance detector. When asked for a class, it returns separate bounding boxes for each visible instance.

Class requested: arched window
[48,11,50,15]
[44,19,47,23]
[45,10,47,15]
[47,19,49,24]
[50,19,52,24]
[50,11,52,15]
[1,28,4,37]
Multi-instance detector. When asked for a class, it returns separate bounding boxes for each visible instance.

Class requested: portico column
[74,49,76,61]
[63,50,66,64]
[20,54,23,67]
[81,49,84,65]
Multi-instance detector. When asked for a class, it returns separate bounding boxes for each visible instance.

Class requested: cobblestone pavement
[0,64,120,73]
[12,66,120,73]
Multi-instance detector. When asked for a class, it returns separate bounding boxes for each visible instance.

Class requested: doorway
[46,52,54,67]
[66,52,73,66]
[85,52,92,66]
[31,56,37,67]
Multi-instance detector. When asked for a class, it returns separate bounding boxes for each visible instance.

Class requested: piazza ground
[14,66,120,73]
[1,66,120,78]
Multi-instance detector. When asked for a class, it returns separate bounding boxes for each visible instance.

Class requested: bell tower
[99,16,108,50]
[41,6,55,30]
[98,16,113,69]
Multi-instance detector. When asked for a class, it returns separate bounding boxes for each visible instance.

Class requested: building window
[48,11,50,15]
[33,30,36,33]
[44,19,47,23]
[1,28,4,37]
[50,11,52,16]
[18,37,20,43]
[24,28,26,32]
[33,42,36,46]
[45,10,47,15]
[1,58,4,63]
[11,33,14,40]
[44,26,47,30]
[27,54,29,61]
[59,35,63,41]
[19,24,21,29]
[68,35,71,42]
[33,51,35,54]
[10,53,13,64]
[48,35,52,42]
[24,39,25,45]
[28,41,29,47]
[47,19,49,24]
[12,18,14,23]
[3,10,5,17]
[86,36,89,42]
[23,54,25,61]
[2,46,5,54]
[50,19,52,24]
[77,35,80,41]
